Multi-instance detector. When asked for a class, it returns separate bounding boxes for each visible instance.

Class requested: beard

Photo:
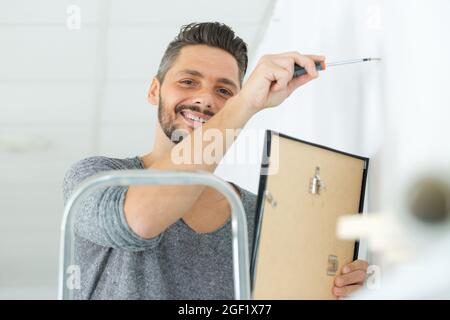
[158,95,184,144]
[157,94,215,144]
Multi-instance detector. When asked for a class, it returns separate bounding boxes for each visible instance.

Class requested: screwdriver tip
[365,57,382,62]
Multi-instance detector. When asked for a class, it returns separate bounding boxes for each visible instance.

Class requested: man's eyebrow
[176,69,239,91]
[177,69,203,77]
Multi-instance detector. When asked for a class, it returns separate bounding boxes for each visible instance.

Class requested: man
[63,22,368,299]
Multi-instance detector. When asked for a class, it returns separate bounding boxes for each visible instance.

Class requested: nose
[192,88,215,110]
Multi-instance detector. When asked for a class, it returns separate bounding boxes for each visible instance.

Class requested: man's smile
[179,109,212,128]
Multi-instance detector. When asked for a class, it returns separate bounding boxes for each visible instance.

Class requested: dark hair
[156,22,248,86]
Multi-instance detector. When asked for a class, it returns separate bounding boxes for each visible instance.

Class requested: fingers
[307,54,326,61]
[262,52,325,84]
[295,54,318,77]
[265,60,291,92]
[284,52,325,77]
[332,284,364,298]
[251,52,325,108]
[306,54,327,70]
[241,52,311,111]
[343,259,369,274]
[287,71,314,92]
[331,260,369,298]
[334,269,366,287]
[286,53,326,93]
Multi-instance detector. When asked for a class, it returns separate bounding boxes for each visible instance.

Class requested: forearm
[124,95,255,239]
[153,94,254,172]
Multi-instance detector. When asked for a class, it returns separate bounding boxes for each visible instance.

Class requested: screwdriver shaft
[293,57,381,78]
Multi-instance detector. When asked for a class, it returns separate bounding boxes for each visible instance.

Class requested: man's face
[155,44,241,143]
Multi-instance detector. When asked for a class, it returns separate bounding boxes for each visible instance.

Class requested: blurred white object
[338,168,450,299]
[355,232,450,299]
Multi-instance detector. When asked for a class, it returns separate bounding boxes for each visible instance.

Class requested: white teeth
[183,112,207,123]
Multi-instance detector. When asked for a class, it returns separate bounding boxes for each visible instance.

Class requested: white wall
[218,0,450,218]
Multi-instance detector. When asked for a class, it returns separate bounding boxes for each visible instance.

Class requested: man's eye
[218,88,232,96]
[180,79,195,85]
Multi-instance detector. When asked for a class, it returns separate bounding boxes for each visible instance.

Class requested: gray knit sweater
[62,156,257,300]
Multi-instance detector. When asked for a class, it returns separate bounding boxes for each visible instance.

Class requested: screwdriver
[293,57,382,78]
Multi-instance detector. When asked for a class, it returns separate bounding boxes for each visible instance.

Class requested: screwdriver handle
[293,61,324,78]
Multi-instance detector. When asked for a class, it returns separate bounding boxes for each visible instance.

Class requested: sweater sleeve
[62,156,163,252]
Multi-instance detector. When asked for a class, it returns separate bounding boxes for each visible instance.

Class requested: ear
[148,77,160,106]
